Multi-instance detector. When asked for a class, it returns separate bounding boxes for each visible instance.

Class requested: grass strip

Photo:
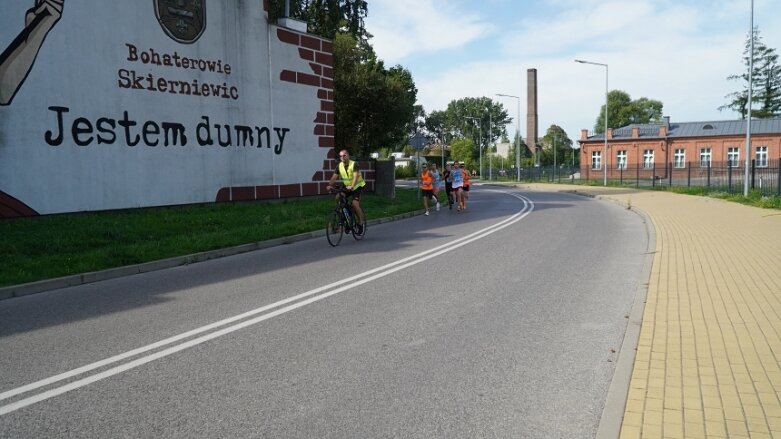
[1,189,421,287]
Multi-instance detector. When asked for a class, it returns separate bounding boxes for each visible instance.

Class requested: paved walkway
[526,184,781,438]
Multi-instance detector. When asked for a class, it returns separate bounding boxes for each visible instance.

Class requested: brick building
[578,117,781,180]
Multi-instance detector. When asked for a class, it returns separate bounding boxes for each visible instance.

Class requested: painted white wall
[0,0,328,215]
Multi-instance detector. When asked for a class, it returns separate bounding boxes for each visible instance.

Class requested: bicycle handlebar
[327,183,348,194]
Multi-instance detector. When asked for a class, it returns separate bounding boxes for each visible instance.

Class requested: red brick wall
[580,134,781,177]
[215,24,375,203]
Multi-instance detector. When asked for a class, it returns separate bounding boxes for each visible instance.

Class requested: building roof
[583,117,781,141]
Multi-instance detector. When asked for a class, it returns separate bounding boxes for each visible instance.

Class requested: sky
[363,0,781,147]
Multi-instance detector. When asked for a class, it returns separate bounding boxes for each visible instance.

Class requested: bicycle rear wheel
[326,210,343,246]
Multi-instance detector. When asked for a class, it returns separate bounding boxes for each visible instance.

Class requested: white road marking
[0,191,533,416]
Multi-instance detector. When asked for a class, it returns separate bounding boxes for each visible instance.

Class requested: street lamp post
[473,117,483,178]
[488,112,492,181]
[744,0,754,197]
[439,122,445,170]
[575,59,608,186]
[496,93,521,182]
[478,120,482,178]
[572,145,576,169]
[553,136,557,182]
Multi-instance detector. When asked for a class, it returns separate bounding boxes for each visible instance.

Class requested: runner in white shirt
[450,161,465,212]
[430,163,442,211]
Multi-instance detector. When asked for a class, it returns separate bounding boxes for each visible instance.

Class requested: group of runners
[419,161,471,215]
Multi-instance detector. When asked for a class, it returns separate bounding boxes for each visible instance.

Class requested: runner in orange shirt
[462,167,471,210]
[419,163,435,215]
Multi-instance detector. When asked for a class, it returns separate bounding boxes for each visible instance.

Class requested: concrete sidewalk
[526,184,781,438]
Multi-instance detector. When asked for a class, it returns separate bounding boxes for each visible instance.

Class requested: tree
[539,125,572,166]
[331,32,377,155]
[719,27,781,119]
[506,131,530,166]
[267,0,370,43]
[269,1,417,157]
[408,104,426,139]
[423,110,448,145]
[423,97,510,163]
[447,97,510,151]
[376,65,418,153]
[332,34,417,157]
[449,138,475,169]
[594,90,663,133]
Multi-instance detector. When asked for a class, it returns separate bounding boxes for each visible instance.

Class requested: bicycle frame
[326,185,364,246]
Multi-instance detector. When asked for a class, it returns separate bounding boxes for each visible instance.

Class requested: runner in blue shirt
[451,161,465,212]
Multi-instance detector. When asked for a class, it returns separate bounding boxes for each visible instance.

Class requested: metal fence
[486,159,781,196]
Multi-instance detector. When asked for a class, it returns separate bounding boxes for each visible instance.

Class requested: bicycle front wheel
[326,210,344,247]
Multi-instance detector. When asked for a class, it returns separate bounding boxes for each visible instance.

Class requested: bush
[395,162,417,179]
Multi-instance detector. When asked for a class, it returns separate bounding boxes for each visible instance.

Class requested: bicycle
[326,184,366,247]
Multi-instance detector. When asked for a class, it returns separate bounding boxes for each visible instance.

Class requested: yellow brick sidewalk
[526,184,781,438]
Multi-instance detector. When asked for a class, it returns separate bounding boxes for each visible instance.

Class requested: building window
[643,149,654,169]
[727,147,740,168]
[616,150,627,170]
[591,151,602,170]
[756,146,768,167]
[700,147,711,168]
[674,149,686,168]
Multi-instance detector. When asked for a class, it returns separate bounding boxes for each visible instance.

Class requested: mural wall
[0,0,344,217]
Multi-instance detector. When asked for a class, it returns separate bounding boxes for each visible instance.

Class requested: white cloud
[366,0,781,146]
[365,0,494,64]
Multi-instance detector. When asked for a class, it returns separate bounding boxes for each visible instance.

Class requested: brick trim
[213,26,378,204]
[0,190,39,218]
[216,159,375,202]
[275,28,334,156]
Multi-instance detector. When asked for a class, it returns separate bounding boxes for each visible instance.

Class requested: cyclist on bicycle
[327,149,365,234]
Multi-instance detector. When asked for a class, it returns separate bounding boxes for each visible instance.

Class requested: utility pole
[488,112,492,181]
[553,136,557,182]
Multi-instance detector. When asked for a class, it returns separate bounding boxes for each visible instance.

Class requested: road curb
[0,211,423,301]
[595,203,655,439]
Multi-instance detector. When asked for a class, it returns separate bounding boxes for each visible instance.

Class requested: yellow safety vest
[338,160,366,188]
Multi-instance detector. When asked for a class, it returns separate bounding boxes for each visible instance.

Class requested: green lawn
[0,189,421,288]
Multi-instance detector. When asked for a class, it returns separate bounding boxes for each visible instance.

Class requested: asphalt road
[0,187,649,438]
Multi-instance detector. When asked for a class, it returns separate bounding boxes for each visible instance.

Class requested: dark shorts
[445,183,453,193]
[345,186,364,201]
[463,185,470,192]
[422,189,434,198]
